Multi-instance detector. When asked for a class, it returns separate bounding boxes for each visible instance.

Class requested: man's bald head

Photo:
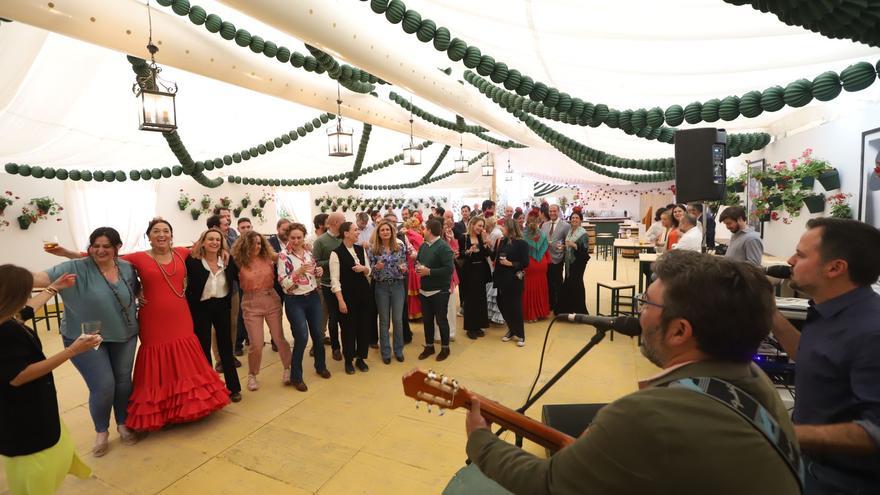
[327,212,346,234]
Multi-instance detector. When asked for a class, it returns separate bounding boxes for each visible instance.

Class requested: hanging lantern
[504,156,514,182]
[132,2,177,132]
[327,84,354,157]
[403,97,421,165]
[454,134,468,173]
[481,149,494,177]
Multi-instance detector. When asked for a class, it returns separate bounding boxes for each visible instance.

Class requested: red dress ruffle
[522,249,551,321]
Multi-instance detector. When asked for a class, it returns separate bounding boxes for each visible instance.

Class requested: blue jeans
[63,335,137,433]
[283,291,328,383]
[374,279,406,359]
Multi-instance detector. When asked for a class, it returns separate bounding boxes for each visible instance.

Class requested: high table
[612,238,655,280]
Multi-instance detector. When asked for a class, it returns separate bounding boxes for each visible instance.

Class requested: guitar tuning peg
[438,408,445,416]
[415,401,420,410]
[427,404,432,413]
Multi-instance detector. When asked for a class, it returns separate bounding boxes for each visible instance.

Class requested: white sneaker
[502,332,513,342]
[282,368,291,385]
[247,374,259,391]
[516,340,526,347]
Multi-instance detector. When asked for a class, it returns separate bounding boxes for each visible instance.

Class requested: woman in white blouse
[330,222,373,375]
[277,223,332,392]
[185,229,242,402]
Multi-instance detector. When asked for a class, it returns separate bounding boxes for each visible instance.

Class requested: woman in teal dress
[557,209,590,314]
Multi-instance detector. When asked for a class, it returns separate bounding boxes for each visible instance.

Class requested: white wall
[754,101,880,256]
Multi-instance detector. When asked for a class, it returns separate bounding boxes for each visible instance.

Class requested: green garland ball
[4,163,17,174]
[593,104,609,125]
[760,86,785,112]
[683,102,703,124]
[631,108,647,130]
[204,13,222,33]
[92,170,104,181]
[234,28,251,47]
[43,168,56,179]
[31,166,44,178]
[69,169,81,181]
[265,141,275,152]
[129,170,141,181]
[811,71,842,101]
[385,0,406,24]
[738,91,763,118]
[171,0,190,16]
[783,79,813,108]
[213,158,223,168]
[477,55,495,77]
[645,107,663,128]
[81,170,92,182]
[303,57,318,72]
[401,10,422,34]
[311,117,322,128]
[463,46,482,69]
[304,122,314,132]
[291,52,305,67]
[204,160,214,171]
[529,81,548,102]
[516,75,535,97]
[504,69,522,91]
[447,38,467,61]
[604,109,620,128]
[56,169,68,180]
[172,166,182,176]
[664,105,684,126]
[257,144,267,155]
[840,61,876,92]
[275,46,291,63]
[220,21,236,40]
[188,5,206,25]
[371,0,389,14]
[433,26,450,51]
[141,168,152,179]
[223,155,233,165]
[116,170,127,181]
[261,40,278,59]
[719,96,740,121]
[700,98,720,123]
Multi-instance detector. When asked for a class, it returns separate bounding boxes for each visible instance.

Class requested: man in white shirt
[673,214,703,252]
[356,212,374,247]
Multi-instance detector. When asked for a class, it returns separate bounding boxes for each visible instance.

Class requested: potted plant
[32,197,61,216]
[781,189,808,218]
[0,190,18,215]
[17,206,36,230]
[258,190,273,208]
[250,207,265,221]
[796,149,838,190]
[342,205,349,212]
[324,197,332,207]
[828,193,852,218]
[314,198,322,206]
[191,208,202,220]
[726,175,745,193]
[177,190,193,211]
[233,207,243,217]
[803,193,826,213]
[219,196,232,208]
[241,193,252,208]
[767,193,783,209]
[200,194,212,210]
[320,205,328,213]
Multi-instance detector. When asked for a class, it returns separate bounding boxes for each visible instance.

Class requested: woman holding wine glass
[367,220,408,364]
[330,222,373,375]
[32,227,140,456]
[277,223,332,391]
[493,217,530,346]
[1,265,100,493]
[459,217,491,340]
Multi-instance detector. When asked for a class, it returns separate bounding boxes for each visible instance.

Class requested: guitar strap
[660,377,804,492]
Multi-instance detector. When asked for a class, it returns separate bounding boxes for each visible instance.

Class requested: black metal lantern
[454,134,468,173]
[328,84,354,157]
[403,97,421,165]
[504,156,514,182]
[132,1,177,132]
[481,151,494,177]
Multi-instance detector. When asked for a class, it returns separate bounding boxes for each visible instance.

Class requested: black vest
[334,243,370,305]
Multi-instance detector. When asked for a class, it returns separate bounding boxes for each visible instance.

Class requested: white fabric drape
[64,181,157,253]
[274,189,310,226]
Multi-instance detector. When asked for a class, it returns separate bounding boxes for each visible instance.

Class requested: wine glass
[81,321,102,350]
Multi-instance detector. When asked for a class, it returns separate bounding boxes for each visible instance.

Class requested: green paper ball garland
[351,151,487,190]
[159,1,384,94]
[723,0,880,49]
[339,123,374,189]
[355,1,880,128]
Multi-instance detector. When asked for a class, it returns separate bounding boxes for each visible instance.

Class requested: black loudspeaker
[674,128,727,203]
[540,403,607,455]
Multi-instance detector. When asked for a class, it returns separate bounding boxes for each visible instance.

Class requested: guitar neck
[464,391,575,453]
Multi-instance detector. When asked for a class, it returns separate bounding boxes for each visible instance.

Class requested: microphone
[558,314,642,337]
[765,265,791,279]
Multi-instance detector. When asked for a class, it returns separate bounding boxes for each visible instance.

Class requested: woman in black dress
[459,217,492,340]
[493,217,530,347]
[558,209,591,314]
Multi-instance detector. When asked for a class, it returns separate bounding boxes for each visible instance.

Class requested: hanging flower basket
[200,199,211,210]
[730,180,745,193]
[241,197,251,208]
[190,208,202,220]
[767,194,783,208]
[818,169,841,190]
[17,215,31,230]
[803,194,826,213]
[760,177,777,188]
[800,176,815,189]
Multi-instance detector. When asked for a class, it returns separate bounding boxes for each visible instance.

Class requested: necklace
[149,249,187,298]
[93,258,136,328]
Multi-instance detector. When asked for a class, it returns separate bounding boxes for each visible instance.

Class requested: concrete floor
[1,252,655,495]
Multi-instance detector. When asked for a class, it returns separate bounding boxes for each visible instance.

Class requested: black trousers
[420,290,451,348]
[402,292,413,342]
[191,297,241,393]
[462,265,490,332]
[368,280,379,345]
[546,262,564,313]
[497,281,525,340]
[322,286,342,351]
[338,297,371,362]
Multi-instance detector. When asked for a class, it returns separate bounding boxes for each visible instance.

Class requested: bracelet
[45,287,58,296]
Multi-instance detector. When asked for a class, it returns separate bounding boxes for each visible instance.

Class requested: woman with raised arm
[459,217,491,340]
[1,265,100,493]
[32,227,140,457]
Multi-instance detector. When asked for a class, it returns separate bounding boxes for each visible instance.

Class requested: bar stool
[595,281,637,342]
[595,234,613,260]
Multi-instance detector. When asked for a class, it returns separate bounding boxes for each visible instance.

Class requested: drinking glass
[43,236,59,251]
[81,321,102,350]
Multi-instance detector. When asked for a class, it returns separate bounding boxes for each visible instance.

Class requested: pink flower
[790,159,798,166]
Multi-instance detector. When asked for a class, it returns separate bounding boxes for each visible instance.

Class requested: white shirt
[646,221,665,244]
[673,226,703,252]
[357,224,375,247]
[277,248,319,296]
[329,245,372,293]
[200,258,229,301]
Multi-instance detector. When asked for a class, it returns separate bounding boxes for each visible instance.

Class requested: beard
[639,325,665,368]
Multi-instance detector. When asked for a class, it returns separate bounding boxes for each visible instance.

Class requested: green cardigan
[416,238,454,292]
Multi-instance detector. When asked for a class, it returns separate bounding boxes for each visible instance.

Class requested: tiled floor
[1,253,654,494]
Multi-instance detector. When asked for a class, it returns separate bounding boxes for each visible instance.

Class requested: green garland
[305,45,376,93]
[158,0,384,93]
[724,0,880,48]
[419,145,451,182]
[226,140,434,187]
[339,123,374,189]
[351,150,487,190]
[3,161,185,183]
[388,91,526,148]
[361,1,879,128]
[466,70,772,156]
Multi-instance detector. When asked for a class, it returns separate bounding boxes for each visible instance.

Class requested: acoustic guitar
[402,368,576,454]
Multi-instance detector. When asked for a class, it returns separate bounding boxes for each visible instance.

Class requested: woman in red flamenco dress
[522,209,551,323]
[121,219,230,430]
[403,216,424,320]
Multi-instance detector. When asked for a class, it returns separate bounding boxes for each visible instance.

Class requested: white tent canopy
[0,0,878,186]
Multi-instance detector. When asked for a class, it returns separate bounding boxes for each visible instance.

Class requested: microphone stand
[494,316,609,448]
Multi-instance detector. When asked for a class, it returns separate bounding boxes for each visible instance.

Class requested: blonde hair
[191,228,229,260]
[484,215,497,232]
[467,216,485,237]
[371,220,400,256]
[0,265,33,323]
[232,230,276,267]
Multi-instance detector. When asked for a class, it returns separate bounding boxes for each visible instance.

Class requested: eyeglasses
[633,293,665,313]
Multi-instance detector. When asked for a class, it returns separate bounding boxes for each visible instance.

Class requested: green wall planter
[759,213,771,222]
[768,194,783,208]
[818,170,840,190]
[804,194,826,213]
[761,177,776,188]
[731,180,745,192]
[17,216,31,230]
[191,210,201,220]
[800,176,815,189]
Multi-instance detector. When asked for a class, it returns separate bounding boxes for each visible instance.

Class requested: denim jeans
[374,279,405,359]
[284,291,328,383]
[63,335,137,433]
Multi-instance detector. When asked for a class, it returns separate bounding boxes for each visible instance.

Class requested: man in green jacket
[416,218,455,362]
[312,212,344,361]
[465,250,802,494]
